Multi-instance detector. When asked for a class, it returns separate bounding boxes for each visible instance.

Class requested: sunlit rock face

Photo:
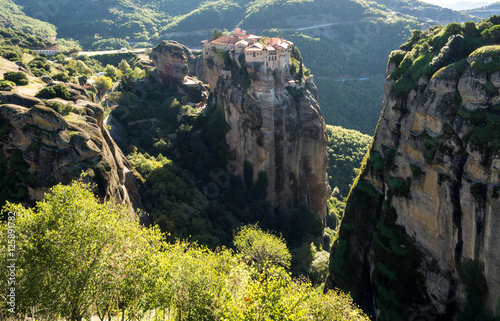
[0,91,141,211]
[151,40,191,85]
[326,46,500,319]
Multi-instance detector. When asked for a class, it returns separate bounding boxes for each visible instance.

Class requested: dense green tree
[211,29,224,39]
[27,57,50,77]
[118,59,131,74]
[0,181,161,321]
[66,59,93,76]
[0,180,370,320]
[52,72,71,82]
[126,152,171,177]
[94,76,113,100]
[104,64,120,81]
[0,80,15,91]
[234,224,292,271]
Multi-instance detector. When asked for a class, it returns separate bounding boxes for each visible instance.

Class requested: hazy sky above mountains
[422,0,497,10]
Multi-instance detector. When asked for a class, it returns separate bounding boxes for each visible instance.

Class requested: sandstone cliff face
[151,40,203,85]
[0,91,141,210]
[203,49,330,219]
[326,42,500,319]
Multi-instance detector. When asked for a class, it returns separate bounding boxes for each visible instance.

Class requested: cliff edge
[326,20,500,320]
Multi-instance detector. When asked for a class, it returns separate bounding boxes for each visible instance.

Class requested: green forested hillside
[375,0,474,24]
[12,0,477,134]
[0,0,56,38]
[326,125,372,198]
[267,20,415,134]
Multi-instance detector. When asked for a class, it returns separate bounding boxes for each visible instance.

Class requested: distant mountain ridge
[465,1,500,17]
[7,0,481,134]
[449,1,496,10]
[11,0,475,47]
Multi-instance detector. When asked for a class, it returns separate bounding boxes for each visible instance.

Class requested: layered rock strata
[0,91,141,210]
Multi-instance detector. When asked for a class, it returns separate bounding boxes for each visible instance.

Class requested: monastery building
[202,28,293,69]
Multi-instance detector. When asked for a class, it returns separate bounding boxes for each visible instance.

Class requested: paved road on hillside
[77,48,149,56]
[296,22,340,31]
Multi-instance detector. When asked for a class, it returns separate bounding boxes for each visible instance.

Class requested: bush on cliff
[27,56,51,77]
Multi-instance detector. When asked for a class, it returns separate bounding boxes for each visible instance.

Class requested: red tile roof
[210,35,239,46]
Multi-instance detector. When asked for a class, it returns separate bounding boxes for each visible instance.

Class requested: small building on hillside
[202,28,293,69]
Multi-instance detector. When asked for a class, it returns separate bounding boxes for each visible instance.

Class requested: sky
[421,0,498,10]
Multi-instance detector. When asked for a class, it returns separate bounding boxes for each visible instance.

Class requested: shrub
[52,72,71,82]
[443,23,463,37]
[430,34,465,73]
[43,100,63,113]
[63,103,74,114]
[464,21,479,37]
[44,101,80,116]
[234,224,292,271]
[28,57,51,77]
[0,45,23,61]
[469,45,500,72]
[74,107,85,115]
[0,80,16,91]
[3,71,29,86]
[392,75,416,93]
[35,84,71,100]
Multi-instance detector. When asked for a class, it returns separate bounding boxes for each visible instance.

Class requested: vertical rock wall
[203,49,330,218]
[326,43,500,320]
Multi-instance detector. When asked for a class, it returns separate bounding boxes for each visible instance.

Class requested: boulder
[151,40,190,85]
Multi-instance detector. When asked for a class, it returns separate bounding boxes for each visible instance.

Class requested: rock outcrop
[47,81,92,101]
[203,48,330,219]
[151,40,202,85]
[0,91,141,210]
[326,30,500,319]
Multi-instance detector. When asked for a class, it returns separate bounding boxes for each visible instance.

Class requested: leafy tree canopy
[234,224,292,271]
[0,180,370,321]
